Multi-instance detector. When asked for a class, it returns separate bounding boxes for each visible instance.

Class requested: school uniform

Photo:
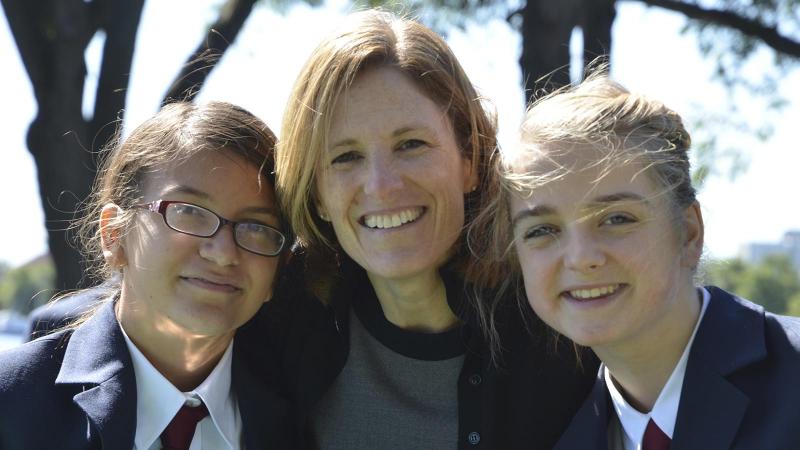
[554,286,800,450]
[0,293,294,450]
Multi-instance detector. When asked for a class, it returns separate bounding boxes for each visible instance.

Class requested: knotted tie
[161,402,209,450]
[642,418,671,450]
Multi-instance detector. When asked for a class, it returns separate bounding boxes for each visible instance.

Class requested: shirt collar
[119,322,238,450]
[605,287,711,444]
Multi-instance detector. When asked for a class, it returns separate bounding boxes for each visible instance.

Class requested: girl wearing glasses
[0,101,294,449]
[476,74,800,449]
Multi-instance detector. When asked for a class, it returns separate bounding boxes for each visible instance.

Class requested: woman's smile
[360,206,425,230]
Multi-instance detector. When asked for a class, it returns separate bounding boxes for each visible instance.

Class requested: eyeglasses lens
[165,203,218,236]
[235,223,285,256]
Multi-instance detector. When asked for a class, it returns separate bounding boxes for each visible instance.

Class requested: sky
[1,0,798,268]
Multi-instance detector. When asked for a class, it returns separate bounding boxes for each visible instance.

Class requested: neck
[367,269,460,333]
[115,297,231,391]
[595,285,701,412]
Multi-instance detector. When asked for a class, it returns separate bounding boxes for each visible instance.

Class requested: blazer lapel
[672,287,766,450]
[554,368,611,450]
[55,301,137,450]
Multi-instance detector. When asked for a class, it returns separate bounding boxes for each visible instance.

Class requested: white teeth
[569,285,620,299]
[363,208,423,229]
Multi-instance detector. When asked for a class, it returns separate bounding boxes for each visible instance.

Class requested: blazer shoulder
[763,310,800,358]
[708,286,800,357]
[0,330,72,395]
[26,286,111,340]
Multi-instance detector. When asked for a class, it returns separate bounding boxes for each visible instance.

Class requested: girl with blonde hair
[484,74,800,449]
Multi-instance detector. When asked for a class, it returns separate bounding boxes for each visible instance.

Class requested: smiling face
[111,150,281,344]
[315,66,476,283]
[509,147,702,350]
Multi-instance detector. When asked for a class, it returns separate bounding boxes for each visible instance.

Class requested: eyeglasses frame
[133,199,286,257]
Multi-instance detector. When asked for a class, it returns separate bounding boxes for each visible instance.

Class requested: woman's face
[509,149,701,350]
[112,150,281,342]
[315,66,476,282]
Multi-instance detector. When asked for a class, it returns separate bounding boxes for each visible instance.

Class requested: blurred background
[2,0,799,349]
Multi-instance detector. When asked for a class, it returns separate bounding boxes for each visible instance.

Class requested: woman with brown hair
[267,10,597,450]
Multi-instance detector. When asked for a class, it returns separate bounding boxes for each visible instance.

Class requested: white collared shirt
[119,323,243,450]
[605,287,711,450]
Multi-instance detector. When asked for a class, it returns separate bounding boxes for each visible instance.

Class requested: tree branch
[162,0,258,104]
[630,0,800,58]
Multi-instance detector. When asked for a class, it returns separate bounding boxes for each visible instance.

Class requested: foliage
[674,0,800,186]
[0,256,56,314]
[368,0,800,185]
[785,291,800,317]
[702,254,800,315]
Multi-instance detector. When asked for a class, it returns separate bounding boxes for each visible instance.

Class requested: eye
[601,212,636,226]
[172,203,207,217]
[396,139,427,152]
[522,224,559,241]
[331,151,361,165]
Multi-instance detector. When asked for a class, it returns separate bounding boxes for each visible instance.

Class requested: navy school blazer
[554,286,800,450]
[0,293,295,450]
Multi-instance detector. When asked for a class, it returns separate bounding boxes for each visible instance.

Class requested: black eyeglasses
[134,200,286,257]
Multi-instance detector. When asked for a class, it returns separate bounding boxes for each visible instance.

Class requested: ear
[462,155,479,194]
[680,201,704,268]
[100,203,127,268]
[316,203,330,222]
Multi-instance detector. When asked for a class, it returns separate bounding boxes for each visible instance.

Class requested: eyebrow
[162,185,210,199]
[161,185,280,217]
[510,205,557,230]
[329,126,431,150]
[510,192,649,230]
[587,192,649,207]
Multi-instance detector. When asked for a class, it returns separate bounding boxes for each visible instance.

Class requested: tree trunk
[518,0,616,104]
[519,0,580,103]
[2,0,144,291]
[4,0,255,291]
[581,0,615,71]
[90,0,146,157]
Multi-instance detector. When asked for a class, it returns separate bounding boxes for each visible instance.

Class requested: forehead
[139,149,271,199]
[327,66,451,140]
[507,144,659,211]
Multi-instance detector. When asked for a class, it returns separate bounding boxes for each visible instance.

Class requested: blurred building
[739,231,800,269]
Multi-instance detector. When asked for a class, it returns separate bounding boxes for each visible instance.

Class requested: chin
[361,256,437,280]
[565,326,620,349]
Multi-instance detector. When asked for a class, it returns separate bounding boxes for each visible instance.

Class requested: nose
[363,152,404,199]
[199,223,239,266]
[562,229,606,273]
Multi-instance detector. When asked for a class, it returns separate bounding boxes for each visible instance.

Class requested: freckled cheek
[318,177,355,215]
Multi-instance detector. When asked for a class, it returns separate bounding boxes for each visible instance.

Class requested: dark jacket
[25,286,108,341]
[244,258,599,450]
[0,294,294,450]
[554,286,800,450]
